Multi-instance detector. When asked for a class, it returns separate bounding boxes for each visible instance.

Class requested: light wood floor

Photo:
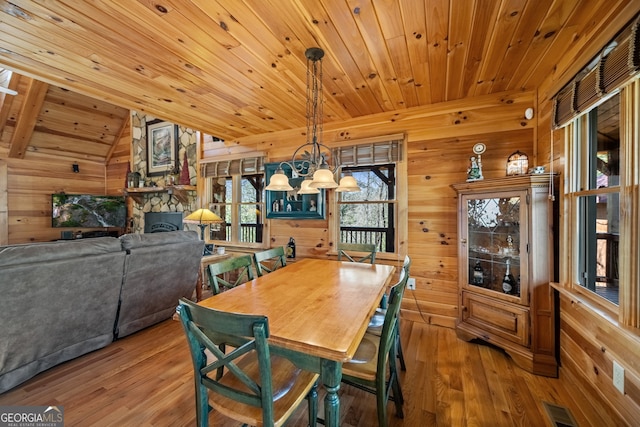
[0,318,601,426]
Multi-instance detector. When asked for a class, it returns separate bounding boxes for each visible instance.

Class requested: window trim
[203,173,267,250]
[328,140,408,261]
[561,79,640,327]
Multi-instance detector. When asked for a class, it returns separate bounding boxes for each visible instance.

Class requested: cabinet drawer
[461,292,530,347]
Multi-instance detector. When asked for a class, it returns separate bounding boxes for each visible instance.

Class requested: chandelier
[265,47,359,193]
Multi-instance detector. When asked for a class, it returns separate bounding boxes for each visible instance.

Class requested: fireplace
[144,212,184,233]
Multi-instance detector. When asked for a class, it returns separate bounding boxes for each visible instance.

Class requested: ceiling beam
[105,113,130,165]
[8,78,48,159]
[0,72,20,136]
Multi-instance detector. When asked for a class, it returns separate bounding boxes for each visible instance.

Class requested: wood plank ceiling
[0,0,633,162]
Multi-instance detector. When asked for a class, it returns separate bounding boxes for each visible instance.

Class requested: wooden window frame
[204,173,267,250]
[328,136,408,261]
[562,80,640,327]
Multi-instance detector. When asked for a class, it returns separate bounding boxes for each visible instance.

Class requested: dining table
[198,257,396,427]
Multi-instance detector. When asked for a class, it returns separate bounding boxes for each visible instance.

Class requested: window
[569,94,621,305]
[555,14,640,324]
[338,164,396,252]
[201,157,265,247]
[331,135,406,255]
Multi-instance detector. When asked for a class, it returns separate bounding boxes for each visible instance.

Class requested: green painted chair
[341,264,409,427]
[253,246,287,277]
[207,255,254,295]
[177,298,319,427]
[368,255,411,371]
[337,242,377,264]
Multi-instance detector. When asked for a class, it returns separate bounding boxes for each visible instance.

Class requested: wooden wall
[0,79,130,244]
[106,114,131,196]
[1,153,110,243]
[0,115,129,243]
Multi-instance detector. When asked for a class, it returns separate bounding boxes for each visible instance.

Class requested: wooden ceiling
[0,0,635,162]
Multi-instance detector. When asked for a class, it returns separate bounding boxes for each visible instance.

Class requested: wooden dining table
[198,257,396,427]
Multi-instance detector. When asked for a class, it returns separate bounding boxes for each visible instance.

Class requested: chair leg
[376,374,389,427]
[390,371,404,419]
[307,381,318,426]
[388,340,405,407]
[196,382,210,427]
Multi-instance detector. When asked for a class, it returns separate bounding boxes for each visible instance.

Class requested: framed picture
[146,119,178,176]
[265,162,325,219]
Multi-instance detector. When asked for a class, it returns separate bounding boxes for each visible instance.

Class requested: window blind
[553,13,640,128]
[332,137,403,166]
[201,156,264,177]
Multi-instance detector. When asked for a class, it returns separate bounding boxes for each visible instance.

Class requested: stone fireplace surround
[130,112,198,234]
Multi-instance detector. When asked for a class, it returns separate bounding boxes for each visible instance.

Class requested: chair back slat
[377,262,409,370]
[178,298,274,416]
[337,243,377,264]
[375,256,410,364]
[208,255,255,294]
[253,247,287,276]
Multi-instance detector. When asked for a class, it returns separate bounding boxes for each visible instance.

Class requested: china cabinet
[452,175,557,377]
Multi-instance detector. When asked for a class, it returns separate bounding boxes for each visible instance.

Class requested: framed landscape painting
[146,119,178,176]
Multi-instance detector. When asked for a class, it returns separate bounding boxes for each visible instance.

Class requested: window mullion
[619,80,640,326]
[231,175,241,243]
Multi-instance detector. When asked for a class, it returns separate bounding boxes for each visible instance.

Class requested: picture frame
[146,119,178,176]
[265,162,325,219]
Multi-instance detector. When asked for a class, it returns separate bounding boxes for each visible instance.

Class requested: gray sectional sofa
[0,230,203,393]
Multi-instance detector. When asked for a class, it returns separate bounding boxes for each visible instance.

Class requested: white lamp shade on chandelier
[309,168,338,189]
[297,179,320,194]
[335,173,360,192]
[264,168,293,191]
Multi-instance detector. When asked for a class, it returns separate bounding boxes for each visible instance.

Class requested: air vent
[543,401,578,427]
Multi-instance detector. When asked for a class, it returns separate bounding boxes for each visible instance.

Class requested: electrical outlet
[406,277,416,290]
[613,360,625,394]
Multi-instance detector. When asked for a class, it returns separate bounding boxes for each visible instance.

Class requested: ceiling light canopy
[265,47,359,193]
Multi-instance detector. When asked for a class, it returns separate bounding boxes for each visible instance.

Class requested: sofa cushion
[115,231,204,338]
[120,230,199,251]
[0,237,122,266]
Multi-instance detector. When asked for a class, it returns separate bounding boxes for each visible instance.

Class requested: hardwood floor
[0,318,607,426]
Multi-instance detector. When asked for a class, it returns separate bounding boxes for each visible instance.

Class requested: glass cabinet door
[464,193,523,298]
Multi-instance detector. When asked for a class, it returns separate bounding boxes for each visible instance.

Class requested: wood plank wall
[106,113,132,196]
[2,153,110,243]
[0,81,131,243]
[0,126,130,244]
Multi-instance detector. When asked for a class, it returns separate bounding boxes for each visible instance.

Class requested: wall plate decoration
[473,142,486,155]
[265,162,325,219]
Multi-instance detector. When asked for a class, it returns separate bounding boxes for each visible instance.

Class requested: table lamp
[183,208,224,255]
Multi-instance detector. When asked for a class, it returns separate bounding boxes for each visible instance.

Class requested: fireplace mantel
[123,185,196,204]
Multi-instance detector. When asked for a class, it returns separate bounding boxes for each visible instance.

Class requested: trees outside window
[209,174,264,245]
[338,164,396,253]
